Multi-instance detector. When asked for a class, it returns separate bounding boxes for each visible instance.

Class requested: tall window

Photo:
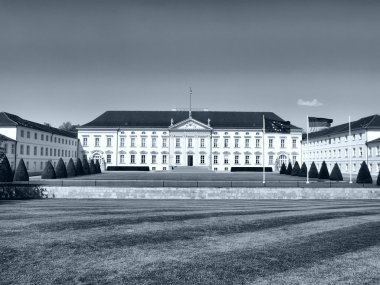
[107,155,111,163]
[34,133,37,140]
[83,137,88,146]
[20,145,24,155]
[245,138,249,148]
[200,138,205,148]
[141,155,146,164]
[26,145,30,155]
[292,139,297,148]
[188,138,193,148]
[359,147,363,157]
[235,139,239,148]
[40,147,43,156]
[20,130,24,137]
[120,154,125,164]
[141,138,146,147]
[255,139,260,148]
[162,138,167,148]
[255,156,260,165]
[162,155,167,164]
[269,139,273,148]
[131,138,135,147]
[11,144,15,154]
[200,155,205,164]
[234,155,239,165]
[130,154,135,164]
[176,138,180,148]
[95,138,100,147]
[224,157,229,164]
[293,155,297,163]
[245,155,249,165]
[27,131,30,138]
[41,134,44,140]
[224,138,229,148]
[269,155,274,165]
[152,138,157,147]
[107,138,112,147]
[213,155,218,164]
[176,155,180,164]
[280,139,285,148]
[120,138,125,147]
[213,138,218,148]
[352,148,356,157]
[152,155,157,164]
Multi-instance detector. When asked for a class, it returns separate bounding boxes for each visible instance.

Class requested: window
[95,138,100,147]
[54,137,57,143]
[213,138,218,148]
[224,138,229,148]
[359,147,363,157]
[245,138,250,148]
[58,149,61,156]
[234,155,239,165]
[107,155,111,163]
[141,155,146,164]
[255,156,260,165]
[162,138,167,148]
[34,133,37,140]
[269,139,273,148]
[176,138,180,148]
[338,149,341,158]
[3,143,7,154]
[200,138,205,148]
[50,148,52,156]
[26,145,30,155]
[176,155,180,164]
[377,146,380,156]
[152,155,156,164]
[188,138,193,148]
[58,138,61,143]
[130,155,135,164]
[20,130,24,137]
[345,148,348,157]
[200,155,205,164]
[213,155,218,164]
[353,163,356,172]
[83,138,88,146]
[26,161,29,170]
[40,161,43,170]
[292,139,297,148]
[107,138,112,147]
[120,154,125,164]
[152,138,157,147]
[224,157,229,164]
[235,139,239,148]
[20,145,24,155]
[352,148,356,157]
[280,139,285,148]
[256,139,260,148]
[120,138,125,147]
[27,131,30,138]
[11,144,15,154]
[359,133,362,140]
[141,138,146,147]
[245,155,250,165]
[47,136,49,142]
[269,155,274,165]
[131,138,135,147]
[353,134,356,141]
[162,155,167,164]
[293,155,297,163]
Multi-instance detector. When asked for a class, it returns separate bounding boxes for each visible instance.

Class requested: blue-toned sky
[1,0,379,128]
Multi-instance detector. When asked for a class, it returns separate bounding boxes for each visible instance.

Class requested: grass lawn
[1,199,380,284]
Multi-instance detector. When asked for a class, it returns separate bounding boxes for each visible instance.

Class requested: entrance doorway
[187,155,193,166]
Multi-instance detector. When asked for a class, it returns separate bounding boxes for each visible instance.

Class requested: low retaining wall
[45,186,380,199]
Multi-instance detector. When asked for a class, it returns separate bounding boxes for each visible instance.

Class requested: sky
[1,0,379,129]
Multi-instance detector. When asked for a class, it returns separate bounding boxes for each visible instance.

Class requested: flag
[308,117,333,128]
[265,119,291,133]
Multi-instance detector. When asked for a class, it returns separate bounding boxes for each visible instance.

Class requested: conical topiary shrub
[66,158,76,177]
[279,163,286,174]
[309,162,319,178]
[0,154,13,182]
[95,160,101,173]
[13,159,29,181]
[41,161,56,179]
[356,161,373,184]
[377,171,380,186]
[285,162,293,175]
[330,163,343,181]
[55,158,67,179]
[82,159,90,175]
[291,161,300,176]
[89,159,97,174]
[75,158,84,176]
[318,161,330,179]
[299,162,307,177]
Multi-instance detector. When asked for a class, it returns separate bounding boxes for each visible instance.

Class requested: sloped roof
[0,133,15,142]
[368,137,380,144]
[0,112,77,138]
[302,114,380,140]
[80,111,301,131]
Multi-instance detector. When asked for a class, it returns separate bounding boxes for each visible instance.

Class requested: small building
[0,112,79,175]
[302,114,380,174]
[78,110,302,171]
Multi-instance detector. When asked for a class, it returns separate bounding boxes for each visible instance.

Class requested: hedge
[309,162,319,178]
[95,160,101,173]
[13,159,29,182]
[55,158,67,179]
[279,163,286,174]
[75,158,84,176]
[82,159,90,175]
[298,162,307,177]
[285,162,293,175]
[41,161,56,179]
[356,161,373,184]
[330,163,343,181]
[318,161,330,179]
[66,158,77,177]
[377,171,380,186]
[89,159,97,175]
[291,161,300,176]
[0,185,46,200]
[0,154,13,182]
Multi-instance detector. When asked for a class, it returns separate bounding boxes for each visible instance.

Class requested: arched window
[279,154,287,166]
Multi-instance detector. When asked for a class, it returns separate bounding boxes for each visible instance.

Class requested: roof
[0,112,77,139]
[0,133,15,142]
[368,137,380,144]
[302,114,380,140]
[80,111,301,131]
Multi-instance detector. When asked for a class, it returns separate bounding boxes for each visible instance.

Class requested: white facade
[78,116,302,172]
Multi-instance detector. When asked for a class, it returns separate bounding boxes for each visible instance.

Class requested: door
[187,155,193,166]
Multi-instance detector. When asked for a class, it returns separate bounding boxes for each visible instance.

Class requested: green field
[1,199,380,284]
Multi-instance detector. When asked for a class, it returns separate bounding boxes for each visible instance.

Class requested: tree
[55,158,67,179]
[0,154,13,182]
[59,121,80,132]
[280,163,286,174]
[75,158,84,176]
[41,161,56,179]
[298,162,307,177]
[95,160,101,173]
[13,159,29,181]
[329,163,343,181]
[82,159,90,175]
[291,161,300,176]
[89,159,97,174]
[356,161,373,184]
[66,158,77,177]
[285,162,293,175]
[308,162,319,179]
[318,161,330,179]
[377,171,380,186]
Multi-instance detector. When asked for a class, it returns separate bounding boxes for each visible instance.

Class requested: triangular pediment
[169,117,212,131]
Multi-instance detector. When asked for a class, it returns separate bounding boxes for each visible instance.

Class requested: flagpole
[349,115,352,183]
[306,115,309,184]
[263,115,265,184]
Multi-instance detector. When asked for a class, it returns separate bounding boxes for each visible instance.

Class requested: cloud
[297,99,323,107]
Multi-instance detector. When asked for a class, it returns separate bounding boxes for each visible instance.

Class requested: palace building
[0,112,79,174]
[301,114,380,175]
[78,110,302,171]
